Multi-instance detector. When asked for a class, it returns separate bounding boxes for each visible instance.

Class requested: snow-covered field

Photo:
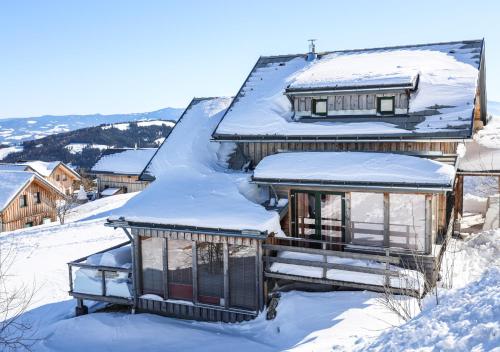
[1,193,498,351]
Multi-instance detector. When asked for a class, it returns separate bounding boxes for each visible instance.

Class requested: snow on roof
[101,188,122,196]
[0,171,34,211]
[110,98,283,234]
[91,149,157,175]
[214,40,483,139]
[253,152,455,187]
[0,164,29,172]
[23,161,60,177]
[458,115,500,172]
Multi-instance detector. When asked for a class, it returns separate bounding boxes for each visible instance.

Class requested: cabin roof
[213,39,485,141]
[108,97,283,235]
[0,170,64,211]
[91,149,157,175]
[253,152,455,190]
[0,161,80,179]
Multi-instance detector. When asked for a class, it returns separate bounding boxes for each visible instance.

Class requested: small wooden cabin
[0,171,64,232]
[91,149,156,196]
[0,161,81,196]
[68,40,489,322]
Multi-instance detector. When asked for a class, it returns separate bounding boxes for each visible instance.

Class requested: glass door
[292,190,345,244]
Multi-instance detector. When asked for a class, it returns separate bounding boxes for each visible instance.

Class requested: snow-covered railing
[264,237,425,297]
[68,241,133,304]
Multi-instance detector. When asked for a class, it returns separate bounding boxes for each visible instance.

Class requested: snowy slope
[0,107,183,145]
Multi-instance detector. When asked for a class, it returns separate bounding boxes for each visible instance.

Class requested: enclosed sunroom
[252,151,456,285]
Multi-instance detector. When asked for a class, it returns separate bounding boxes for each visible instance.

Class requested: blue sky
[1,0,498,118]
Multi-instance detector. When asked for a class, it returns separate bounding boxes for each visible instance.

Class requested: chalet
[90,148,157,196]
[68,39,490,322]
[0,161,81,196]
[0,171,65,232]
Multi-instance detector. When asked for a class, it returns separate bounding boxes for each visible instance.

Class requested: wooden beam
[162,238,169,299]
[262,244,400,264]
[223,242,229,309]
[425,194,433,254]
[192,242,198,304]
[264,256,399,276]
[383,193,390,247]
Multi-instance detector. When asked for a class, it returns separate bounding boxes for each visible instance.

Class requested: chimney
[307,39,317,61]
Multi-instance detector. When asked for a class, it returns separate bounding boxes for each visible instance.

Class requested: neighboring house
[68,39,489,322]
[0,171,64,232]
[90,149,157,196]
[0,161,81,195]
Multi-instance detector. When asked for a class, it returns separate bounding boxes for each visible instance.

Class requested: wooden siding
[240,141,459,166]
[0,178,58,232]
[96,174,150,193]
[294,92,408,118]
[47,164,80,195]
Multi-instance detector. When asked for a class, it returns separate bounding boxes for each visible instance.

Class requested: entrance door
[291,190,345,245]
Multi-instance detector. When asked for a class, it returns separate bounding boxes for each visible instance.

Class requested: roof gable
[213,39,484,141]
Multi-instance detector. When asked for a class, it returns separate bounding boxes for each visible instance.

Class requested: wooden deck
[263,237,425,298]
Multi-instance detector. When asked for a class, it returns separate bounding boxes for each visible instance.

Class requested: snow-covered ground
[1,192,498,351]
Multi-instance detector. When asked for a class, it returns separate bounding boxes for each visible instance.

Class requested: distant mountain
[0,107,183,145]
[1,120,174,169]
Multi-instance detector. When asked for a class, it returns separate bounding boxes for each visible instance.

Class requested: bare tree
[0,241,37,351]
[44,195,77,225]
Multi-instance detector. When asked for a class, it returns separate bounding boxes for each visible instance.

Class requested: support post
[425,194,433,254]
[383,193,390,248]
[344,192,352,244]
[223,242,229,308]
[68,264,73,293]
[192,241,198,304]
[162,238,169,299]
[75,298,88,316]
[101,270,106,296]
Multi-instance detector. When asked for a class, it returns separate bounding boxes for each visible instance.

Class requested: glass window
[19,194,27,208]
[313,99,327,116]
[377,97,395,114]
[34,192,41,204]
[141,237,164,296]
[197,243,224,305]
[292,191,344,243]
[389,194,426,251]
[167,239,193,300]
[350,192,385,246]
[229,245,256,310]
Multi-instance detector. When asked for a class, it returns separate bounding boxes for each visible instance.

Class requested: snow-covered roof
[0,164,29,172]
[214,40,484,140]
[458,115,500,172]
[101,188,122,196]
[0,171,34,211]
[91,149,157,175]
[109,98,282,235]
[253,152,455,189]
[0,161,80,179]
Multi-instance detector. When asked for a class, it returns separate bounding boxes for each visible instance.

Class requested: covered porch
[254,151,457,290]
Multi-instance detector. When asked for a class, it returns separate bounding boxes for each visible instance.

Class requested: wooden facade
[46,164,80,195]
[0,177,61,232]
[95,174,150,194]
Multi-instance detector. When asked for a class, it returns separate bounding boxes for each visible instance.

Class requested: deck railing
[68,241,133,305]
[263,236,423,297]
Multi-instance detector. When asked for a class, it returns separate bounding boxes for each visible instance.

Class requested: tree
[44,195,77,225]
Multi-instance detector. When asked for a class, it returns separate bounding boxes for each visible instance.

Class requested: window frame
[312,99,328,116]
[19,194,27,208]
[290,189,345,241]
[34,191,41,204]
[377,96,395,115]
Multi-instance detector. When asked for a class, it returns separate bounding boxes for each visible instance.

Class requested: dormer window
[312,99,327,116]
[377,97,395,115]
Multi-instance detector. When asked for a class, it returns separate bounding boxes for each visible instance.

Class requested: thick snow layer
[483,196,499,230]
[112,98,283,234]
[91,148,157,175]
[458,115,500,171]
[254,152,455,186]
[21,160,60,177]
[215,42,480,137]
[100,187,122,196]
[0,170,33,210]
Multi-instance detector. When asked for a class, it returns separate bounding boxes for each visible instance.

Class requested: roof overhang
[252,178,452,193]
[105,218,269,240]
